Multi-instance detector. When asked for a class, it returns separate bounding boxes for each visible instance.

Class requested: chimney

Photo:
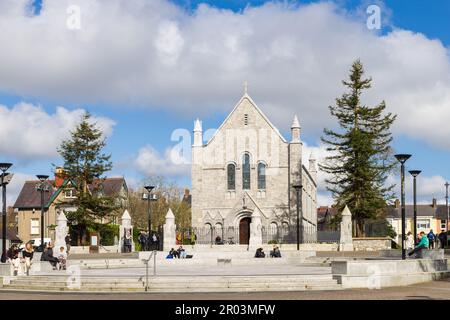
[432,198,437,208]
[55,167,66,188]
[394,199,400,209]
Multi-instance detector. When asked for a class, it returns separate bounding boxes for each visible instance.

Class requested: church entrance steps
[1,274,342,292]
[65,256,318,269]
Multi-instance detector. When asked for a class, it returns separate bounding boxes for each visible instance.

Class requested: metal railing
[142,250,157,292]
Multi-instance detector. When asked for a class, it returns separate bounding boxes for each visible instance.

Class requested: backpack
[428,233,435,240]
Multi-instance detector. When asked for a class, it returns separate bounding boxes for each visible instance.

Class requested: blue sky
[1,0,450,205]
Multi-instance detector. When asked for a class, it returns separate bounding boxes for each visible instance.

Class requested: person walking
[438,230,448,249]
[190,232,197,248]
[408,231,429,258]
[427,229,436,249]
[65,234,71,254]
[405,232,415,251]
[138,231,147,251]
[21,242,34,276]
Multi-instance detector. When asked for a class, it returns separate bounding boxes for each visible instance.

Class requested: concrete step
[2,284,343,292]
[2,274,341,292]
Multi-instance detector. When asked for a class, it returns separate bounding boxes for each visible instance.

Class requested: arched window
[257,162,266,190]
[227,163,235,190]
[242,154,251,190]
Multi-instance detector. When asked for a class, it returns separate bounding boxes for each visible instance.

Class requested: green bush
[98,224,120,246]
[182,238,191,245]
[268,240,279,244]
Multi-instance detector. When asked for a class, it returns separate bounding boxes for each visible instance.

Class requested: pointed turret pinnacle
[291,115,300,129]
[194,118,202,132]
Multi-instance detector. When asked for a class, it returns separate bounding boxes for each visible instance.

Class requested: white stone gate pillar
[339,206,354,251]
[119,210,134,253]
[163,208,176,251]
[249,210,263,247]
[54,211,68,253]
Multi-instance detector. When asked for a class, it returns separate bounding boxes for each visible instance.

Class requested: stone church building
[191,92,318,244]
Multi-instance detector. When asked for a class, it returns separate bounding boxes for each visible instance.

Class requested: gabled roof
[205,93,287,146]
[385,205,447,219]
[13,181,55,209]
[14,177,127,210]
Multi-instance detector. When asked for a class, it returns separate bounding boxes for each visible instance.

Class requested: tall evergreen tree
[320,60,397,236]
[58,112,116,244]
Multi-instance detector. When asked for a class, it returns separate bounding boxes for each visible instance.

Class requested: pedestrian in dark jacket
[427,230,436,249]
[439,231,448,249]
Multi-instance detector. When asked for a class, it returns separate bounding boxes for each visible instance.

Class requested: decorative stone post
[163,208,176,251]
[249,210,263,247]
[119,210,134,253]
[54,211,68,253]
[339,205,354,251]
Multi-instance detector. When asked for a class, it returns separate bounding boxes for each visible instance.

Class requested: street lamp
[395,154,411,260]
[143,185,155,236]
[446,182,449,247]
[36,175,50,252]
[293,184,303,251]
[0,163,12,263]
[409,170,421,246]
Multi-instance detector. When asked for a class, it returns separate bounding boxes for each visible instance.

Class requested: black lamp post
[0,163,12,263]
[409,170,421,246]
[446,182,449,247]
[36,175,49,252]
[143,186,155,235]
[395,154,411,260]
[293,184,303,251]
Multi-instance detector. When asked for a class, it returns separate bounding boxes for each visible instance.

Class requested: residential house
[13,168,128,243]
[386,198,448,244]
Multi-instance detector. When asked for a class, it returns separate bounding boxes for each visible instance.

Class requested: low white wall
[332,259,449,288]
[352,238,392,251]
[68,246,119,254]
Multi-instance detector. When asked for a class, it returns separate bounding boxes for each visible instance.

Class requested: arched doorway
[239,217,251,244]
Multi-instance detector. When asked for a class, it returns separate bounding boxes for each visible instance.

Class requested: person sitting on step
[57,246,67,270]
[254,247,265,258]
[408,231,429,258]
[270,245,282,258]
[7,245,21,276]
[177,246,187,259]
[21,242,34,276]
[41,242,60,270]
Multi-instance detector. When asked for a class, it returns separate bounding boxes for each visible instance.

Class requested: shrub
[268,240,279,244]
[98,224,120,246]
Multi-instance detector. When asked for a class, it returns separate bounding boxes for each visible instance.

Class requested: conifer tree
[320,60,396,236]
[58,112,116,244]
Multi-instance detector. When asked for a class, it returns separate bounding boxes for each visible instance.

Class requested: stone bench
[331,259,449,289]
[418,249,444,259]
[379,249,444,259]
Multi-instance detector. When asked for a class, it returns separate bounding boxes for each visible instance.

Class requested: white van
[19,238,52,250]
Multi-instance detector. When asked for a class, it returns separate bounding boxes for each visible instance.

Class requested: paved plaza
[0,278,449,300]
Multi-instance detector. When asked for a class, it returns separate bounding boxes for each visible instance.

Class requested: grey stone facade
[191,93,317,243]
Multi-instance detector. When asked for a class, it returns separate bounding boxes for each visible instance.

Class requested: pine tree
[320,60,397,237]
[57,112,116,245]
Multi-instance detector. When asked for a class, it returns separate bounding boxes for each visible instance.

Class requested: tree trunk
[355,220,365,238]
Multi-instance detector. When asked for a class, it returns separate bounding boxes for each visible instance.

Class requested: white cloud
[392,173,448,205]
[0,102,115,160]
[135,145,190,177]
[0,1,449,150]
[5,172,35,207]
